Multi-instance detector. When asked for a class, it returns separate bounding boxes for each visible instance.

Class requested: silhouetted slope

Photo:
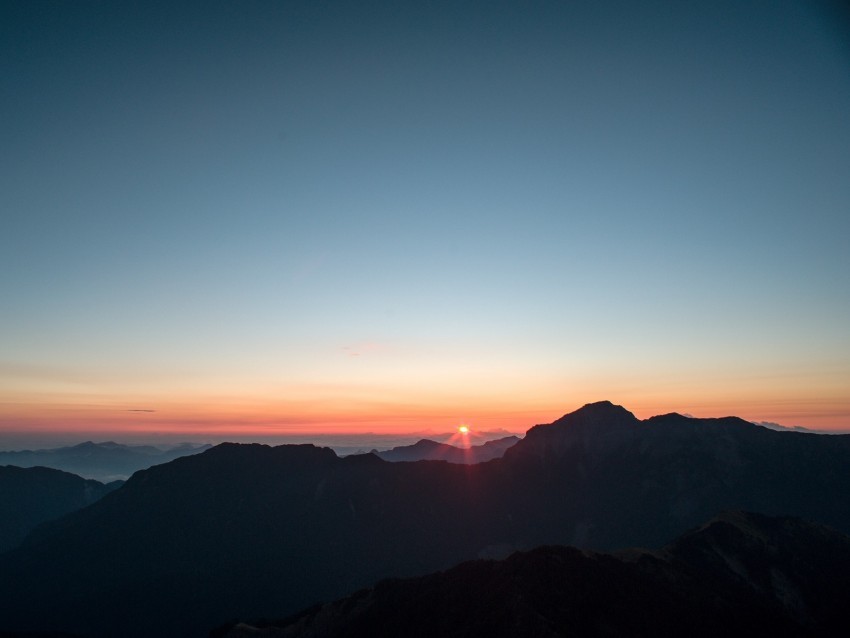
[666,511,849,631]
[0,445,490,638]
[499,402,850,548]
[223,512,850,638]
[0,441,212,482]
[374,436,519,463]
[1,402,849,637]
[0,465,121,553]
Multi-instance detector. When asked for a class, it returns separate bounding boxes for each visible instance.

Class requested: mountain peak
[374,436,519,464]
[570,400,635,419]
[504,401,639,460]
[539,400,637,431]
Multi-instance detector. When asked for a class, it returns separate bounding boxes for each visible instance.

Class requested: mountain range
[373,435,520,463]
[0,441,213,482]
[218,511,850,637]
[0,465,120,553]
[1,401,848,637]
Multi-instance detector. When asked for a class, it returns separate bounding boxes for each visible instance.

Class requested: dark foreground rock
[219,511,850,638]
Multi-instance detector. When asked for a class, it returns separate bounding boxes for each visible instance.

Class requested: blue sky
[2,0,849,435]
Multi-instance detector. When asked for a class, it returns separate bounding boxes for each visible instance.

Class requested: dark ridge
[375,436,520,464]
[220,511,850,638]
[504,400,640,461]
[0,465,120,553]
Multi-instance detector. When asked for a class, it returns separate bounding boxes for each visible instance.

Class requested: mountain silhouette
[0,441,212,482]
[0,465,121,553]
[219,511,850,637]
[374,435,520,463]
[1,402,848,637]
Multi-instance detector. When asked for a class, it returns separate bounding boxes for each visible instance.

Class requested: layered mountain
[374,435,520,463]
[0,465,121,553]
[220,511,850,637]
[1,401,849,637]
[0,441,212,482]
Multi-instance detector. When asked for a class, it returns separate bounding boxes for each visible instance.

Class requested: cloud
[748,421,848,434]
[752,420,813,432]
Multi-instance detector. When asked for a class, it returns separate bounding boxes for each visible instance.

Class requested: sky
[2,0,849,441]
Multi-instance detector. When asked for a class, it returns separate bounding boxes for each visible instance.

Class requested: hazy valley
[0,441,213,483]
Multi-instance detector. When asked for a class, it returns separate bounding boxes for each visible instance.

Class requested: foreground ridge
[219,511,850,638]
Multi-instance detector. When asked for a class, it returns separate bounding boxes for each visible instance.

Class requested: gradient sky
[2,0,849,438]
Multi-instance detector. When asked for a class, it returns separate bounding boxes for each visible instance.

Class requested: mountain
[0,441,213,482]
[373,435,520,463]
[1,401,849,637]
[500,401,850,548]
[219,511,850,637]
[0,465,121,553]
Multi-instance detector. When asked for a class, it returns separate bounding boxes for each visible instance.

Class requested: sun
[458,425,470,434]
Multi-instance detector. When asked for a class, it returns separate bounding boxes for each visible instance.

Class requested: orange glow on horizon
[2,382,850,438]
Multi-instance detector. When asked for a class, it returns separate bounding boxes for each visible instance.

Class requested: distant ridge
[1,401,849,637]
[374,435,520,463]
[0,441,212,482]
